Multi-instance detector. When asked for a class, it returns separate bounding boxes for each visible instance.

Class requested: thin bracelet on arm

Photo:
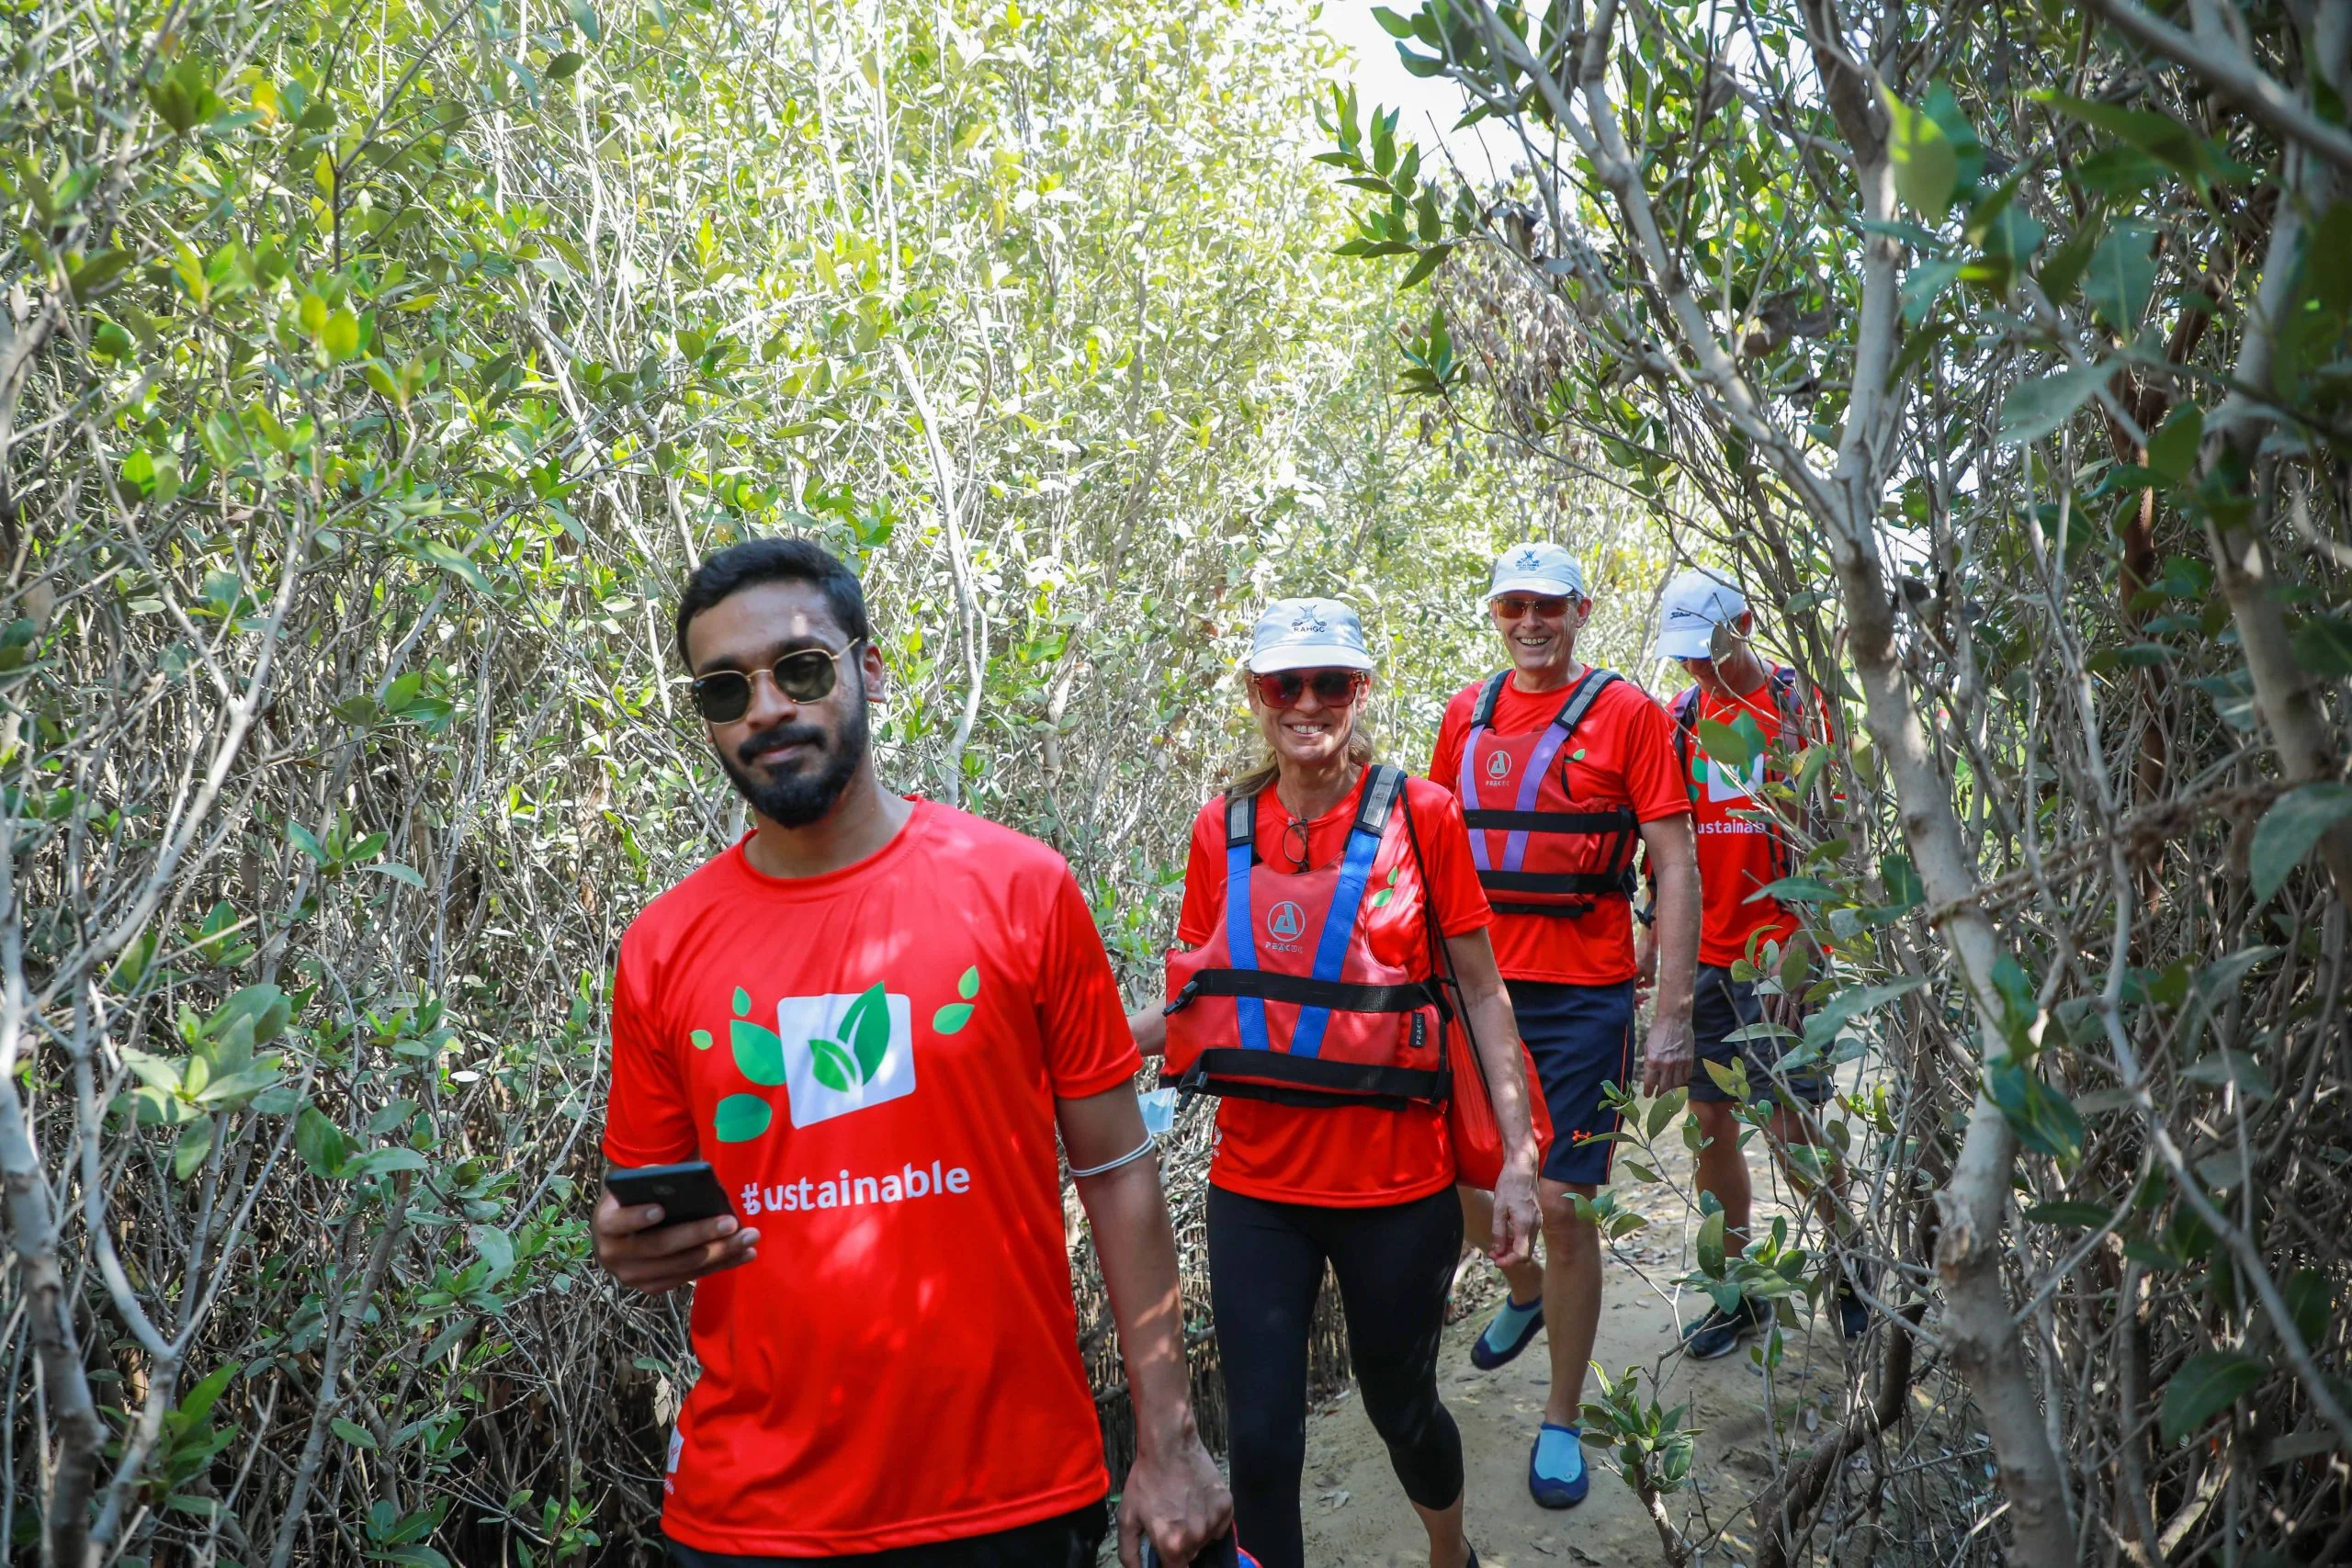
[1069,1131,1157,1180]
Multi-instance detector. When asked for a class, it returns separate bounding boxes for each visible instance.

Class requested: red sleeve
[1172,799,1223,949]
[1404,779,1492,937]
[1036,866,1146,1099]
[1619,689,1694,824]
[602,936,697,1168]
[1426,688,1474,795]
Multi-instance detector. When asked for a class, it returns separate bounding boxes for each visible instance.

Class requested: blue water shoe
[1528,1422,1589,1508]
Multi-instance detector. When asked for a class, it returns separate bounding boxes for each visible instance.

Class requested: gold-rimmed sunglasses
[688,641,862,723]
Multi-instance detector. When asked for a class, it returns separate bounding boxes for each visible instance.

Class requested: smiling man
[1427,543,1698,1510]
[594,537,1228,1566]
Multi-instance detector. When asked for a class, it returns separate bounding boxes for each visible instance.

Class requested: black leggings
[1207,1184,1464,1568]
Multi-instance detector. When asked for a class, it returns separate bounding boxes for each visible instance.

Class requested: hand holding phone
[595,1161,756,1295]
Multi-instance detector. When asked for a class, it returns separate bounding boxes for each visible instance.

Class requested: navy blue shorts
[1689,964,1828,1108]
[1508,978,1635,1187]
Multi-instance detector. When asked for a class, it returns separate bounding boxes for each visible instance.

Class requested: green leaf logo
[714,1093,772,1143]
[808,1036,859,1091]
[934,966,980,1035]
[842,984,891,1080]
[690,1029,712,1051]
[1368,863,1401,909]
[729,993,787,1087]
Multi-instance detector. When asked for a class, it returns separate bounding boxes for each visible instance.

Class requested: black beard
[719,685,869,829]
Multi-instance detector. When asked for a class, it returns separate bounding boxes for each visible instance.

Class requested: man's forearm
[1076,1156,1198,1453]
[1653,857,1700,1019]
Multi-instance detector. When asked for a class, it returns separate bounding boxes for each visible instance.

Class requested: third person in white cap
[1428,546,1699,1509]
[1648,568,1869,1358]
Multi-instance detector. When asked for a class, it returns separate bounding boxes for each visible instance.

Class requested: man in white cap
[1427,544,1698,1509]
[1649,569,1866,1358]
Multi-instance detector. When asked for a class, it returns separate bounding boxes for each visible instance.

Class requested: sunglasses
[1252,669,1367,709]
[690,641,861,723]
[1492,594,1573,619]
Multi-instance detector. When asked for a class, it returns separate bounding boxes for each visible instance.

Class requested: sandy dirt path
[1291,1140,1854,1568]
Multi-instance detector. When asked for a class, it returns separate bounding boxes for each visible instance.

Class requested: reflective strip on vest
[1231,772,1397,1059]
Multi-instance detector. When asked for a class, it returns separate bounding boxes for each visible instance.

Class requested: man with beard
[594,538,1229,1566]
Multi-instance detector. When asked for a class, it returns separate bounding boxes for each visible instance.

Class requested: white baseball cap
[1657,569,1751,659]
[1247,597,1375,673]
[1486,542,1588,603]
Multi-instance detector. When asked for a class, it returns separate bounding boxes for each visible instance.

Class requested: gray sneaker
[1682,1295,1770,1359]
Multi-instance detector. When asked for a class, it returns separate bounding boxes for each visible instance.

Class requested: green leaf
[1883,89,1959,217]
[713,1093,772,1142]
[2023,1201,2115,1228]
[2145,404,2203,483]
[2290,614,2352,678]
[295,1107,350,1178]
[1750,874,1841,904]
[2250,784,2352,901]
[1920,83,1983,197]
[729,1019,787,1085]
[1696,1210,1727,1278]
[957,965,979,1000]
[419,542,489,593]
[807,1036,856,1092]
[173,1117,215,1179]
[931,1002,973,1035]
[1694,716,1755,773]
[1997,360,2109,445]
[345,1146,429,1177]
[331,1416,378,1451]
[322,308,360,361]
[2285,1268,2332,1348]
[2160,1349,2263,1443]
[2085,223,2157,332]
[689,1029,713,1051]
[547,51,585,80]
[841,983,891,1081]
[568,0,601,41]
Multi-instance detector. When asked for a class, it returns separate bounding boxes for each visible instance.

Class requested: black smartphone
[1140,1531,1242,1568]
[605,1161,734,1228]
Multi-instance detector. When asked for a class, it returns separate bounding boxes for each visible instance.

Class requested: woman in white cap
[1128,596,1542,1568]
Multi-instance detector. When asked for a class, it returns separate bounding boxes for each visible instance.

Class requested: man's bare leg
[1538,1178,1600,1426]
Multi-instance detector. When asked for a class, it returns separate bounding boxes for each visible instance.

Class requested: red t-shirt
[1173,773,1489,1206]
[1428,672,1690,986]
[604,801,1140,1556]
[1677,676,1827,968]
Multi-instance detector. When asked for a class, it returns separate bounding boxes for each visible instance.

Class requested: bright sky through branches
[1318,1,1524,178]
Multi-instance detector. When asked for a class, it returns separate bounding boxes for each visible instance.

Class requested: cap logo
[1266,900,1306,942]
[1516,548,1544,569]
[1287,608,1329,636]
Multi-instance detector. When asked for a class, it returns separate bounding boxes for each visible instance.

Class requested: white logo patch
[1485,749,1513,782]
[775,990,916,1128]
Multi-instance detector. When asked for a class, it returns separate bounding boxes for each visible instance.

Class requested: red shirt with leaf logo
[603,800,1139,1556]
[1172,773,1490,1206]
[1679,676,1833,968]
[1427,672,1690,987]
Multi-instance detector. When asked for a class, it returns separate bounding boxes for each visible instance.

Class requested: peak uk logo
[1485,749,1514,782]
[1266,900,1306,942]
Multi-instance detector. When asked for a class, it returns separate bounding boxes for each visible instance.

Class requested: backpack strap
[1468,670,1510,731]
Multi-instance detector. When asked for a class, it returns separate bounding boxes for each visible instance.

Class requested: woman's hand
[1488,1146,1542,1267]
[1126,1000,1167,1059]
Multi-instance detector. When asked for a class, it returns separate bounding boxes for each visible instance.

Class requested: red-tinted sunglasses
[1252,669,1367,709]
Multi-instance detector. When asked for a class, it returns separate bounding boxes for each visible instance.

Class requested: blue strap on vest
[1222,793,1268,1053]
[1223,766,1406,1059]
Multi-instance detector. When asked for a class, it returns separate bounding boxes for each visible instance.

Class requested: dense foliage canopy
[5,0,2349,1564]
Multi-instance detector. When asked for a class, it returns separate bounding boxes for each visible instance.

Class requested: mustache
[736,722,830,767]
